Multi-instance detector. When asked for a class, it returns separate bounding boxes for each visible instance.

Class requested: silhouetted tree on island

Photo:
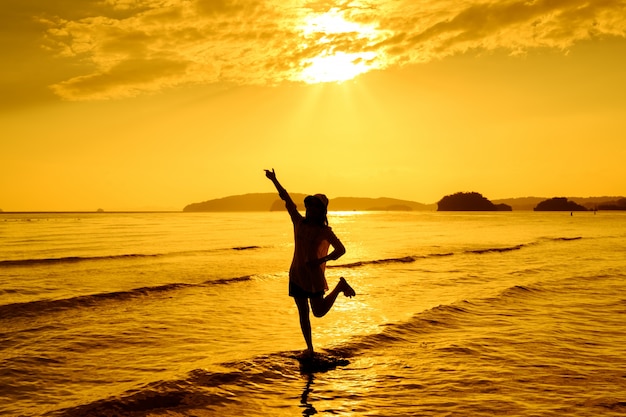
[437,192,511,211]
[534,197,587,211]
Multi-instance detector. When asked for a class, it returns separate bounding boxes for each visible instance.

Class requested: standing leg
[294,296,314,356]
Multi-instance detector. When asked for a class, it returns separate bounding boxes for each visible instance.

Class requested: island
[437,192,512,211]
[533,197,587,211]
[183,193,435,212]
[182,193,624,212]
[597,198,626,210]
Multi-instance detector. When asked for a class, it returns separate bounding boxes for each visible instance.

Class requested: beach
[1,211,625,416]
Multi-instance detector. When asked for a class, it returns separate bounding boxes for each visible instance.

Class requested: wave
[47,347,356,417]
[335,255,420,268]
[46,281,552,417]
[0,254,160,267]
[2,236,580,320]
[332,252,455,268]
[0,246,263,268]
[3,236,579,270]
[0,276,252,321]
[47,352,305,417]
[333,236,581,269]
[498,284,543,298]
[466,244,525,254]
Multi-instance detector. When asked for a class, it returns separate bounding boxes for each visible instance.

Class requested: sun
[294,8,386,84]
[300,51,378,84]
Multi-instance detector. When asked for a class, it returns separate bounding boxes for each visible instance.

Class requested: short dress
[284,200,342,298]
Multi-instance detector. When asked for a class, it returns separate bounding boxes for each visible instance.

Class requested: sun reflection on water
[295,8,387,84]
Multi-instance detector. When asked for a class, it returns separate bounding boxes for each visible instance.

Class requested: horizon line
[2,194,624,213]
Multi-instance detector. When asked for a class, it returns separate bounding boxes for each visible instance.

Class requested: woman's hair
[304,195,329,226]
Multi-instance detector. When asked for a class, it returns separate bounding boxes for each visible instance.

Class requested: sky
[1,0,625,211]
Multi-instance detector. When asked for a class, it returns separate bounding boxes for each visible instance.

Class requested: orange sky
[1,0,625,211]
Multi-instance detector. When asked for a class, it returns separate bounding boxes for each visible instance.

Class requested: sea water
[1,211,625,416]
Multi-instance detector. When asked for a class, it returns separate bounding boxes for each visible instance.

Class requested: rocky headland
[437,192,512,211]
[533,197,588,211]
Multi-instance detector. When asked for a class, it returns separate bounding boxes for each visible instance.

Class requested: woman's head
[304,194,329,225]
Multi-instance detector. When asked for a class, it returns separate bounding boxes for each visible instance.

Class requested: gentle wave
[0,276,252,321]
[0,254,160,267]
[2,236,579,269]
[46,281,552,417]
[0,246,263,268]
[48,348,359,417]
[47,352,303,417]
[333,236,582,269]
[466,244,525,254]
[335,255,425,268]
[1,236,579,319]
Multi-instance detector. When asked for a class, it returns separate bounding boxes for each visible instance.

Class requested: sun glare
[295,8,385,84]
[301,10,376,37]
[301,51,377,84]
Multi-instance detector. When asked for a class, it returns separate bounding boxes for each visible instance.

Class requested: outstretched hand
[264,168,276,181]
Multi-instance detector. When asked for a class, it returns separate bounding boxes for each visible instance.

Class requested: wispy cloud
[38,0,626,100]
[390,0,626,59]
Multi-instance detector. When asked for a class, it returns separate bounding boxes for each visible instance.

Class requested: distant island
[183,193,435,212]
[437,192,512,211]
[183,193,625,212]
[490,196,625,211]
[597,198,626,210]
[534,197,587,211]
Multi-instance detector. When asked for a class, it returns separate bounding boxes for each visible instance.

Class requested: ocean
[1,210,625,416]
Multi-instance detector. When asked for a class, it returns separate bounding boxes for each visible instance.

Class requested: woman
[265,169,355,357]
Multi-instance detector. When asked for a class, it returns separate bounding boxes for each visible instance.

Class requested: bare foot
[299,348,315,359]
[340,277,356,298]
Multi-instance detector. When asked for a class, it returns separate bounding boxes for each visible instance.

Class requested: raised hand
[264,168,276,181]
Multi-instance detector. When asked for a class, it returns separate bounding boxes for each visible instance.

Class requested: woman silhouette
[265,169,355,357]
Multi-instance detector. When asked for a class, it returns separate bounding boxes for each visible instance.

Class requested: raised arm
[265,169,298,216]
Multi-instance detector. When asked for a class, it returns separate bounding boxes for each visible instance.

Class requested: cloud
[38,0,626,100]
[51,57,190,100]
[383,0,626,60]
[195,0,256,15]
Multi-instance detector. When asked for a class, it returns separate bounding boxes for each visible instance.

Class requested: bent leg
[310,277,355,318]
[310,289,339,318]
[294,297,314,355]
